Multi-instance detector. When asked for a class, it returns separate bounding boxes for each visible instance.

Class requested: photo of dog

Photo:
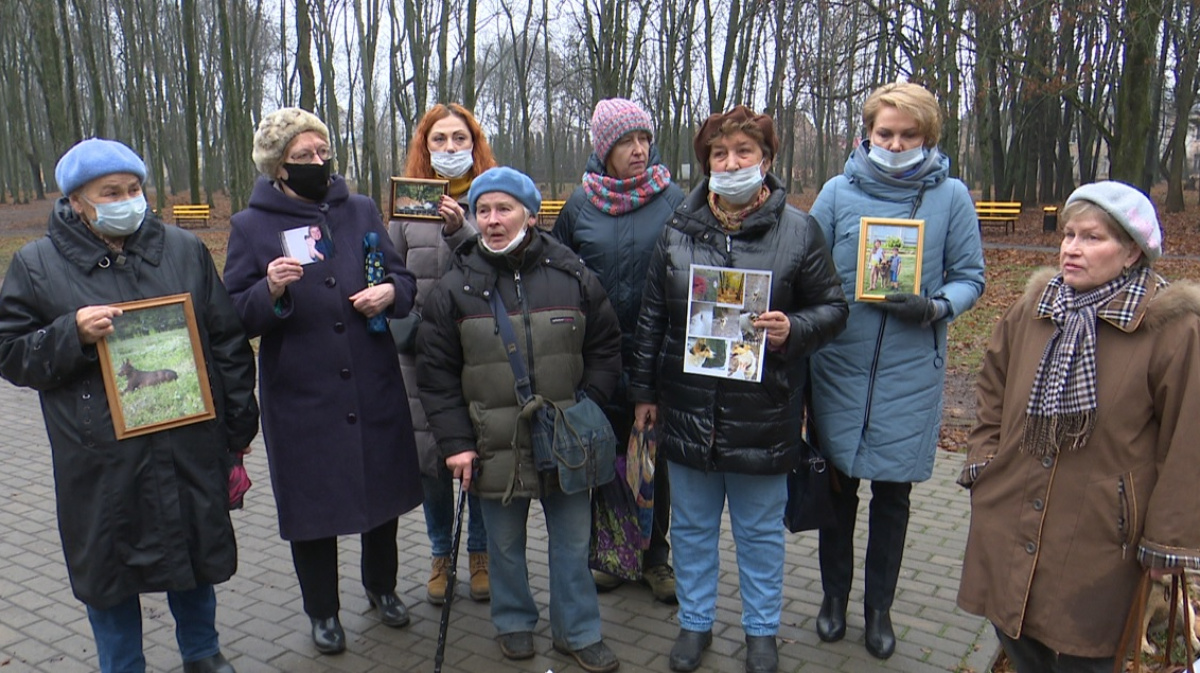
[1141,573,1200,656]
[727,341,759,381]
[685,338,716,369]
[689,304,714,337]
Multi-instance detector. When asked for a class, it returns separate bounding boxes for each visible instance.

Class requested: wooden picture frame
[856,217,926,302]
[389,177,448,220]
[96,293,216,439]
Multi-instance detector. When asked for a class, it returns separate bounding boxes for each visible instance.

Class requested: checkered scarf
[1022,267,1154,457]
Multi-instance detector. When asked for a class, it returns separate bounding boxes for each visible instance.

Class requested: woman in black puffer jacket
[628,106,847,673]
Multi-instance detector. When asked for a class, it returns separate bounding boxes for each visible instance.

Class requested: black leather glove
[878,293,949,327]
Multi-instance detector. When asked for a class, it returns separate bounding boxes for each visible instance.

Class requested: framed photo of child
[96,293,217,439]
[856,217,925,302]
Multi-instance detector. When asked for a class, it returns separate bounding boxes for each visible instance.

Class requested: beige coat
[957,268,1200,657]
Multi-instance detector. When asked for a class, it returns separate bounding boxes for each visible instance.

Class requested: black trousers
[818,470,912,611]
[996,627,1114,673]
[290,517,399,619]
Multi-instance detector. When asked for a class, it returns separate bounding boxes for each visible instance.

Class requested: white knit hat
[1065,181,1163,262]
[252,108,330,176]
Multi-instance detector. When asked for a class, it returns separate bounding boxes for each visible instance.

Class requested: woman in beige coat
[957,181,1200,672]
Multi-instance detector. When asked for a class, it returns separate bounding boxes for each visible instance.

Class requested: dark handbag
[1113,569,1196,673]
[489,292,616,495]
[388,312,421,355]
[588,453,644,581]
[784,438,837,533]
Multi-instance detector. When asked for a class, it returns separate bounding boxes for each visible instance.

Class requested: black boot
[815,595,847,642]
[365,590,410,627]
[744,635,778,673]
[668,629,712,672]
[182,652,235,673]
[310,615,346,654]
[864,607,896,659]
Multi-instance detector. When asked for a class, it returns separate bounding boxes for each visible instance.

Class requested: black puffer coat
[416,230,622,501]
[0,201,259,609]
[628,174,847,474]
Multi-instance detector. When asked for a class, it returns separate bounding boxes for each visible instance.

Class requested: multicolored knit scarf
[707,185,770,232]
[581,164,672,216]
[1022,267,1156,457]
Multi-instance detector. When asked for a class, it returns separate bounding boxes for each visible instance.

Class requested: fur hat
[252,108,330,176]
[1066,181,1163,262]
[591,98,654,164]
[693,105,778,174]
[55,138,147,196]
[468,166,542,217]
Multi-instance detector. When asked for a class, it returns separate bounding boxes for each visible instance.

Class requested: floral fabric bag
[589,453,644,581]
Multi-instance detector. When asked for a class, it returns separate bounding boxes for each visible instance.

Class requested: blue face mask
[708,164,765,204]
[83,194,147,236]
[867,144,927,173]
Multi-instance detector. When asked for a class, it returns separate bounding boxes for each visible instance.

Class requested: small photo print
[685,264,772,383]
[683,337,726,373]
[281,223,334,265]
[856,217,925,302]
[390,177,449,220]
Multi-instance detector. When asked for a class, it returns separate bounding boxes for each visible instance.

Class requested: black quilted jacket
[628,174,847,474]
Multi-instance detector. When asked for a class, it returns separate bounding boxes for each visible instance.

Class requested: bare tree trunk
[1165,0,1200,212]
[183,0,202,203]
[1110,0,1158,187]
[464,0,477,109]
[296,0,317,110]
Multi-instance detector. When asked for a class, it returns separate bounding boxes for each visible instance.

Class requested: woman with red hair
[389,103,498,607]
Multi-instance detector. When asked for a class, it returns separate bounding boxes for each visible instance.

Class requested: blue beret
[55,138,147,196]
[468,166,541,217]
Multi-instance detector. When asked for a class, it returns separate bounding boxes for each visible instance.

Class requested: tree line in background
[2,0,1199,215]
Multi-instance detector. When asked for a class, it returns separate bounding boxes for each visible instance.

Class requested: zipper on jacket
[1117,476,1128,559]
[515,269,537,401]
[861,313,888,436]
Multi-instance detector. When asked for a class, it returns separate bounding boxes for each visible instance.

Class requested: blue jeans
[86,584,220,673]
[669,461,787,637]
[423,470,487,556]
[479,489,601,649]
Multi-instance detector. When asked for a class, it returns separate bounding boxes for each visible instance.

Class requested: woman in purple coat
[223,108,421,655]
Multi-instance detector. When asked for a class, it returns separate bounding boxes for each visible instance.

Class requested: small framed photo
[96,293,216,439]
[390,177,448,220]
[280,223,335,265]
[856,217,925,302]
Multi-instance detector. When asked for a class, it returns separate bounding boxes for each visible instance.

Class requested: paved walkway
[0,381,998,672]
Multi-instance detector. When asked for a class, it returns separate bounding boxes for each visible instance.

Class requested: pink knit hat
[591,98,654,163]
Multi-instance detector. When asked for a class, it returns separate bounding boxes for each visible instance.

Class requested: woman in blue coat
[223,108,421,655]
[807,83,985,659]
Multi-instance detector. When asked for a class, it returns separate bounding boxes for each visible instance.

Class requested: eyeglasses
[287,146,333,164]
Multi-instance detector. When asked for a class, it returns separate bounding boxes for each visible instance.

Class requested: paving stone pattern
[0,382,998,672]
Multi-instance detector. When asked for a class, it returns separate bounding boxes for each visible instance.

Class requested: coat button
[1025,541,1037,554]
[334,322,345,333]
[1041,456,1054,468]
[1032,498,1044,511]
[324,277,336,287]
[340,368,351,379]
[347,413,357,424]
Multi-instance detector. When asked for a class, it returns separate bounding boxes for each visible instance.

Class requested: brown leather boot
[469,552,490,601]
[426,556,450,605]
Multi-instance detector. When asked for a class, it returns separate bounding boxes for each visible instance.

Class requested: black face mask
[281,160,332,201]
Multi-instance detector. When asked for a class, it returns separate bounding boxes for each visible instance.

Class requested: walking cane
[433,477,469,673]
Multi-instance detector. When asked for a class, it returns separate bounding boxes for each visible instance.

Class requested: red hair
[404,104,497,179]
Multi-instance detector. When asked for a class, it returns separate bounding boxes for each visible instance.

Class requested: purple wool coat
[224,176,421,541]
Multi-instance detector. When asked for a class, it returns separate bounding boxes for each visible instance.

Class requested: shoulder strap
[488,291,534,406]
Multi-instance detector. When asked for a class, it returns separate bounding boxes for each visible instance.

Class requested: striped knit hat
[591,98,654,164]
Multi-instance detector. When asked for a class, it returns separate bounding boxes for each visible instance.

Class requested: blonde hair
[862,83,942,148]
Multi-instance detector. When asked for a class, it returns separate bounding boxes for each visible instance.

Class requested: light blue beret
[468,166,542,217]
[55,138,147,196]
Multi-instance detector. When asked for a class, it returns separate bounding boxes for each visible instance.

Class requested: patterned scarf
[1022,267,1156,457]
[707,185,770,232]
[581,164,672,216]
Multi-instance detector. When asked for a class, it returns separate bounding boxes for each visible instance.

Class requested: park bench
[172,204,211,229]
[538,199,567,229]
[975,201,1021,235]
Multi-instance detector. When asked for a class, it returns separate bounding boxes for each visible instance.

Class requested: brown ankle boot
[469,552,490,601]
[427,556,450,605]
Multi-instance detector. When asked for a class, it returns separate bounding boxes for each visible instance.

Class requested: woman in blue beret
[222,108,421,655]
[0,138,260,673]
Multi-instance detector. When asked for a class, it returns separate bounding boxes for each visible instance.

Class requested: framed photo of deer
[96,293,216,439]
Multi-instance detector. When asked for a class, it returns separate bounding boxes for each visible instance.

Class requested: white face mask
[868,144,927,172]
[83,194,148,236]
[480,224,527,256]
[708,164,765,204]
[431,151,474,178]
